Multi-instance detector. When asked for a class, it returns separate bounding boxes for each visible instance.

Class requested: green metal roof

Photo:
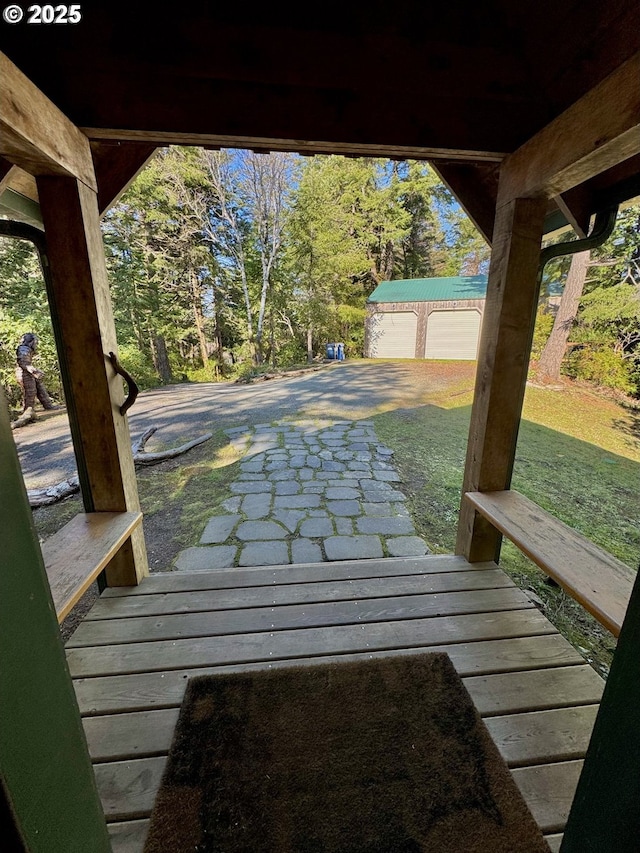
[368,275,488,303]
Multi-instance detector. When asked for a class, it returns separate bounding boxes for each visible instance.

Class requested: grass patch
[32,493,83,541]
[32,428,242,571]
[375,382,640,677]
[136,430,241,570]
[523,383,639,461]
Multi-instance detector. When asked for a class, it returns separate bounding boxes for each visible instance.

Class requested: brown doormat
[144,654,550,853]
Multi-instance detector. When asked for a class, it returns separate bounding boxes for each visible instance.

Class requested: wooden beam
[590,152,640,210]
[36,175,148,586]
[0,164,39,202]
[456,195,547,562]
[0,52,96,190]
[431,162,498,244]
[91,141,157,215]
[553,186,594,238]
[499,51,640,203]
[83,129,504,163]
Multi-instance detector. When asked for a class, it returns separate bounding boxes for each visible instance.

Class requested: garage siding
[425,310,482,360]
[368,312,418,358]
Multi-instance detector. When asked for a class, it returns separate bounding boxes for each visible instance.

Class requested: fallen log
[132,426,158,456]
[11,407,36,430]
[133,428,213,465]
[27,427,213,506]
[29,476,80,507]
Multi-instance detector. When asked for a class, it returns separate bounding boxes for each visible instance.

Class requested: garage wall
[365,299,484,360]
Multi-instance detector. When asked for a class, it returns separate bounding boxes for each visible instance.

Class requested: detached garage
[365,276,487,360]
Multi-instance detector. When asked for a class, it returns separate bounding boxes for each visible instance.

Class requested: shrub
[117,344,160,390]
[184,363,233,383]
[565,346,634,394]
[531,309,554,360]
[275,339,307,366]
[335,303,366,357]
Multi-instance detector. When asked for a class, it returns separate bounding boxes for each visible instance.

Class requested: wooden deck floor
[65,554,605,853]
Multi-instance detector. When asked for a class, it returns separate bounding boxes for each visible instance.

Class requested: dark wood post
[0,389,110,852]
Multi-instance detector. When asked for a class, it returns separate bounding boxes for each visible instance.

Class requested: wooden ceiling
[1,1,639,236]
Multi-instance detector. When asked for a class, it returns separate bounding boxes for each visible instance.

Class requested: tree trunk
[537,250,590,382]
[213,287,224,366]
[255,267,270,365]
[149,327,157,370]
[270,309,276,368]
[191,270,209,369]
[307,325,314,363]
[154,335,173,384]
[381,239,395,281]
[238,264,258,364]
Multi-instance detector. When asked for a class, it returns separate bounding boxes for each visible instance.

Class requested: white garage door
[425,310,482,360]
[368,312,418,358]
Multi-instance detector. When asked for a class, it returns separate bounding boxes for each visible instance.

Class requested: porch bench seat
[42,511,143,623]
[464,490,635,637]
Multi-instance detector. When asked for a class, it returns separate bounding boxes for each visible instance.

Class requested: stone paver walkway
[174,419,430,570]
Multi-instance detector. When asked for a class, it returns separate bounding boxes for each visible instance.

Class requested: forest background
[1,147,639,407]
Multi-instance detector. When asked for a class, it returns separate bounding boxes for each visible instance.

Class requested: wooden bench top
[464,490,635,637]
[42,511,143,623]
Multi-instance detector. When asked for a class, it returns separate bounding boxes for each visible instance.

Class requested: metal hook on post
[108,352,139,416]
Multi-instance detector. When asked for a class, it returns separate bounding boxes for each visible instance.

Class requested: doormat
[144,653,550,852]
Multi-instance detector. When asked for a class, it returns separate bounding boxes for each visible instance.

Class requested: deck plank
[108,819,149,853]
[84,708,180,763]
[465,665,604,716]
[512,761,584,834]
[94,756,581,834]
[67,557,601,843]
[94,756,165,821]
[84,700,600,768]
[68,586,532,647]
[485,705,599,767]
[67,607,554,678]
[101,555,495,597]
[90,733,585,831]
[85,568,514,621]
[73,634,585,716]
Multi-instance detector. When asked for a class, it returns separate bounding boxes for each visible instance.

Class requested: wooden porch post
[455,52,640,563]
[0,389,110,852]
[37,176,148,585]
[456,193,546,562]
[1,52,148,586]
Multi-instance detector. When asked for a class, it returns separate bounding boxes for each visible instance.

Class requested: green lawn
[374,381,639,676]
